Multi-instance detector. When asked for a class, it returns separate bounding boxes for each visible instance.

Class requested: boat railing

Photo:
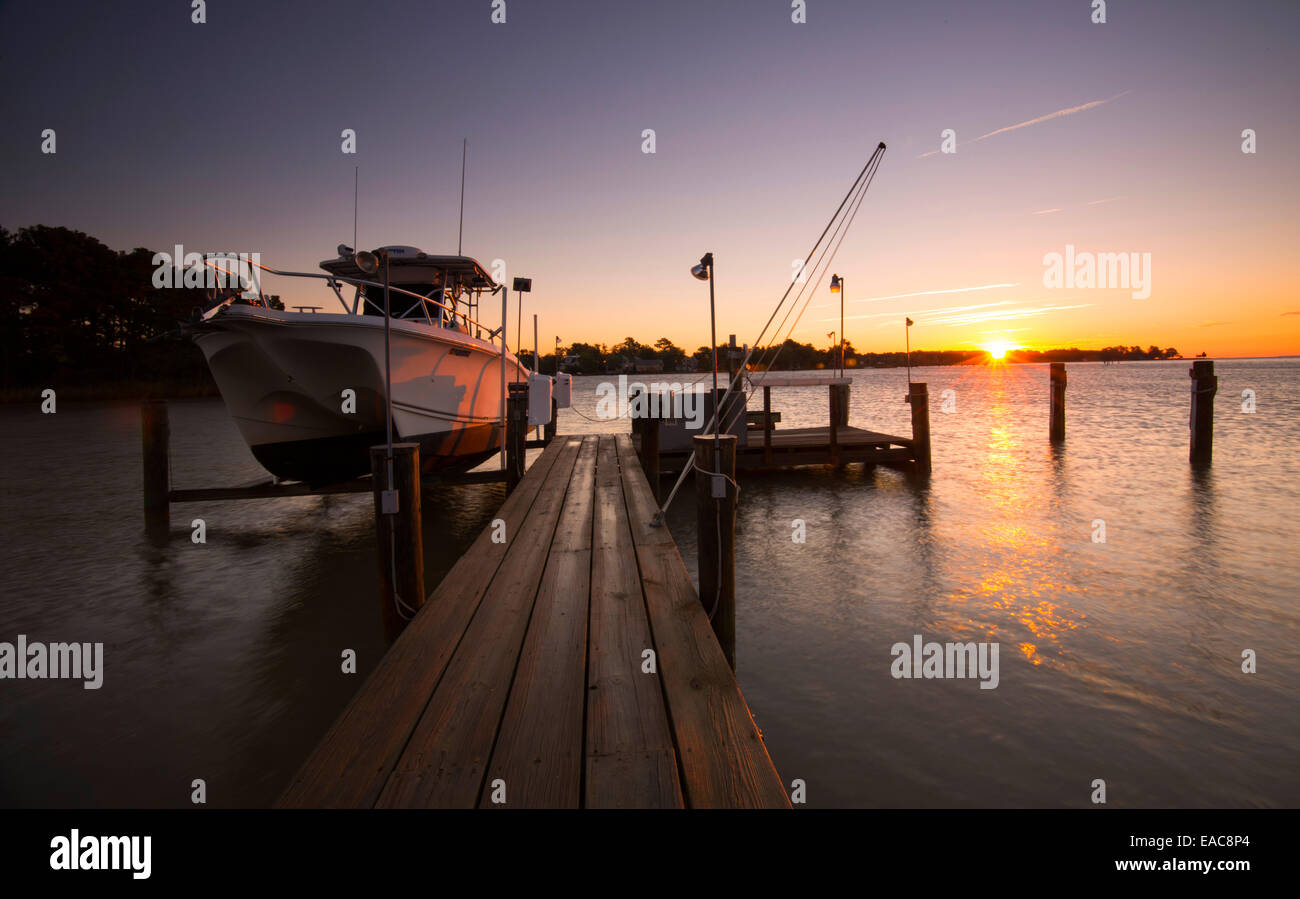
[201,258,503,344]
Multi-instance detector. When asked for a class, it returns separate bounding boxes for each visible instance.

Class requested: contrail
[917,90,1131,157]
[972,90,1132,143]
[829,282,1019,306]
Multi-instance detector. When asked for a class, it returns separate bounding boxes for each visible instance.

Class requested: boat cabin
[320,246,498,337]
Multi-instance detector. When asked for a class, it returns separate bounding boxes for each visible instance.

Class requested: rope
[653,144,887,518]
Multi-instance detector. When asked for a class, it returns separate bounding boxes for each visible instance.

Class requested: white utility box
[527,373,553,426]
[554,372,573,409]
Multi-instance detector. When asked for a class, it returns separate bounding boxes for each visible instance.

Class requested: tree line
[0,225,1185,399]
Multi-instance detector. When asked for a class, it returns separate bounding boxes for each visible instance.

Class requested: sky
[1,0,1297,357]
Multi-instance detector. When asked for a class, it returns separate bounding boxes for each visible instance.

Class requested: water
[2,359,1297,807]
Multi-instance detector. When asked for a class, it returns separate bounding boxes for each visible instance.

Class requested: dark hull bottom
[251,424,501,484]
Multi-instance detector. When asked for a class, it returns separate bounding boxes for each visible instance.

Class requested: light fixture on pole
[691,251,724,500]
[829,274,845,377]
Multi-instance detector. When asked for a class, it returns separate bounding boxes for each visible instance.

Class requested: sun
[985,341,1013,361]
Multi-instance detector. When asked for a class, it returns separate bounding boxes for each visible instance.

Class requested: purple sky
[2,0,1296,355]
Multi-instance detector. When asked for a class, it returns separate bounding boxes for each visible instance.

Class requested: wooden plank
[585,436,684,808]
[277,439,568,808]
[614,435,789,809]
[480,436,598,808]
[375,437,585,808]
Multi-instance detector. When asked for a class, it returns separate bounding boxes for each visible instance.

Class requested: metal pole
[500,285,507,469]
[840,277,845,378]
[905,320,912,387]
[383,253,394,491]
[709,258,722,519]
[458,138,466,256]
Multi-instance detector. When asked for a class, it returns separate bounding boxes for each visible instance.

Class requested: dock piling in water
[371,443,425,639]
[1190,360,1217,466]
[694,433,737,671]
[141,400,170,543]
[1050,362,1067,443]
[506,382,529,492]
[908,382,932,476]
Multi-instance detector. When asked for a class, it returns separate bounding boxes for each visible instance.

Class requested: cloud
[1199,321,1235,328]
[1031,208,1062,215]
[1284,311,1300,316]
[1086,196,1127,206]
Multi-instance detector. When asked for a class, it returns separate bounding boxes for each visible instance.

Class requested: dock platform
[278,433,789,809]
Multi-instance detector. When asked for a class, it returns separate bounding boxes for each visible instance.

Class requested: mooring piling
[370,443,425,640]
[908,382,932,476]
[141,399,170,543]
[694,433,737,671]
[506,382,529,492]
[1050,362,1067,443]
[1190,359,1217,466]
[642,408,660,504]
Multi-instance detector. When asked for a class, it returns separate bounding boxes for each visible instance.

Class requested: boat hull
[192,307,526,483]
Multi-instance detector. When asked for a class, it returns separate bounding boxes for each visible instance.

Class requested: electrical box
[554,372,573,409]
[527,373,553,426]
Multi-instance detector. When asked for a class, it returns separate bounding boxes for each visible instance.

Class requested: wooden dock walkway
[278,433,789,809]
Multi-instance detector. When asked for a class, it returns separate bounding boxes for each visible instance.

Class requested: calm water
[2,359,1297,807]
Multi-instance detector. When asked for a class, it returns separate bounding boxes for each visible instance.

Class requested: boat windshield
[356,283,466,328]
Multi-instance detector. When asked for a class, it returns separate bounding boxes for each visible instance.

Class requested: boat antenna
[457,138,467,255]
[353,166,359,252]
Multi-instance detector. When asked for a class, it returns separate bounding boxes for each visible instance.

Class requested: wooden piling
[762,385,773,465]
[1190,360,1217,466]
[370,443,425,640]
[544,396,557,443]
[506,382,529,492]
[642,409,660,504]
[1049,362,1067,442]
[830,382,850,428]
[693,434,737,671]
[828,384,841,467]
[908,382,932,476]
[141,399,170,542]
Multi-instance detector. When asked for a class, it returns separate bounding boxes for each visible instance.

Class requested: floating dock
[635,375,931,480]
[278,433,789,809]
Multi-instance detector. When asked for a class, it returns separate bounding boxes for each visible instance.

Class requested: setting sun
[985,341,1015,361]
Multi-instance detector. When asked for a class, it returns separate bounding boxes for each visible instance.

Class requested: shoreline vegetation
[2,224,1193,403]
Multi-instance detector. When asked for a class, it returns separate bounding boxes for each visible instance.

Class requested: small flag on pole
[906,317,914,326]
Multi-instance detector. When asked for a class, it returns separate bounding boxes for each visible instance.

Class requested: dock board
[278,434,788,809]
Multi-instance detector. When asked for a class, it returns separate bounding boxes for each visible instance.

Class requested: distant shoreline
[3,356,1296,406]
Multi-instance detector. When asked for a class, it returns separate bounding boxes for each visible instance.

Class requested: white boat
[191,246,528,483]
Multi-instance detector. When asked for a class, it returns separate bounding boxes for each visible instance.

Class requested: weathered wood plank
[615,434,789,809]
[480,436,598,808]
[374,437,585,808]
[276,440,567,808]
[584,436,684,809]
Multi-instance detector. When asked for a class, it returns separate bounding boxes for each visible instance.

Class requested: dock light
[691,254,712,281]
[829,274,845,376]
